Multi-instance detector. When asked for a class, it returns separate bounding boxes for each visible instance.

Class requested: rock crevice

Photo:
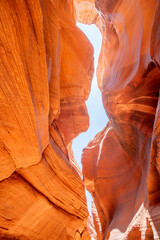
[0,0,160,240]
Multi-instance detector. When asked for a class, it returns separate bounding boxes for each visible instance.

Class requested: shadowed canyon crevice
[72,22,107,216]
[0,0,160,240]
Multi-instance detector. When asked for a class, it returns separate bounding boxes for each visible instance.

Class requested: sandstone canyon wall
[80,0,160,239]
[0,0,94,239]
[0,0,160,240]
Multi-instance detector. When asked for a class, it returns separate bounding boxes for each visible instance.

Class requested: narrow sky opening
[72,23,108,214]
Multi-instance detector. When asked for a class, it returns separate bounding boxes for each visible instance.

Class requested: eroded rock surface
[1,0,160,239]
[80,0,160,239]
[0,0,94,239]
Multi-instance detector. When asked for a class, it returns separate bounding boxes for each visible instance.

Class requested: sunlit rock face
[74,0,98,24]
[1,0,160,239]
[81,0,160,239]
[0,0,94,239]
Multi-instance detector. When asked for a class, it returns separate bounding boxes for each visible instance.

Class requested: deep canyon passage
[0,0,160,240]
[73,22,108,216]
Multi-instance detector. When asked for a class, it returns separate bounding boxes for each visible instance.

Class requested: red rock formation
[80,0,160,239]
[74,0,98,24]
[1,0,160,239]
[0,0,94,239]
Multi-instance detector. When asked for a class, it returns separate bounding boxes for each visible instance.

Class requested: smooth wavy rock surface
[1,0,160,239]
[0,0,94,239]
[81,0,160,239]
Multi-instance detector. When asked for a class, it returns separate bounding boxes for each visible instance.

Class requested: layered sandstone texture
[81,0,160,239]
[1,0,160,239]
[0,0,94,239]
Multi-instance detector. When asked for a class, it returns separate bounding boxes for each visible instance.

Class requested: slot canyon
[0,0,160,239]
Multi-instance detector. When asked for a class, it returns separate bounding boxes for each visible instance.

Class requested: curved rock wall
[0,0,94,239]
[0,0,160,239]
[81,0,160,239]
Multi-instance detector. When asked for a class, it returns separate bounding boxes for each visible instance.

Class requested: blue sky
[72,23,108,214]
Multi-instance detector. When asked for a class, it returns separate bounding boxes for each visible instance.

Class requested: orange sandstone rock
[0,0,160,239]
[74,0,98,24]
[0,0,94,239]
[80,0,160,239]
[0,0,49,181]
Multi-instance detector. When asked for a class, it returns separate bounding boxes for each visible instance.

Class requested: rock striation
[81,0,160,239]
[0,0,94,239]
[0,0,160,239]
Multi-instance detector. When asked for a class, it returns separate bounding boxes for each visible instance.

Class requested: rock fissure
[0,0,160,239]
